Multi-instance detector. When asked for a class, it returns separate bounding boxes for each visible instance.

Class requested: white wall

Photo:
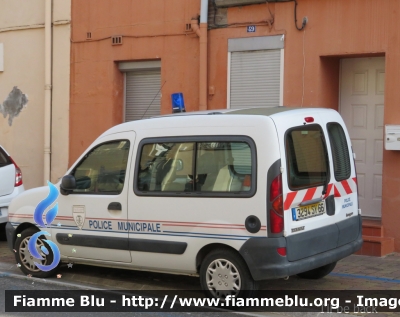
[0,0,71,188]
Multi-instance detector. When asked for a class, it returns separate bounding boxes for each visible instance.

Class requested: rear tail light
[270,209,284,233]
[269,174,284,234]
[10,157,23,187]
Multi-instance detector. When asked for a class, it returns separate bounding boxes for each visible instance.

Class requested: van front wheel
[199,249,257,300]
[297,262,337,279]
[14,227,58,278]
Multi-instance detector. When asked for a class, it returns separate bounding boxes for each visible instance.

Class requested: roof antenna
[140,81,167,120]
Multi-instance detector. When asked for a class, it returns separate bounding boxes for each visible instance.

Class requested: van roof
[100,106,337,137]
[159,106,292,117]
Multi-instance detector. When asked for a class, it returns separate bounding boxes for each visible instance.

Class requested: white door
[55,134,134,262]
[340,57,385,218]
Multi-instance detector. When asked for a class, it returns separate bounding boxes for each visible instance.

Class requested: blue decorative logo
[28,181,61,271]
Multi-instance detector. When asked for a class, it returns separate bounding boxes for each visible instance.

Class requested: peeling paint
[0,86,28,126]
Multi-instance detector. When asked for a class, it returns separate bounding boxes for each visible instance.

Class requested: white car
[0,145,24,228]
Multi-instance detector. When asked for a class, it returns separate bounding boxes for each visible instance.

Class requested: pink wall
[71,0,400,250]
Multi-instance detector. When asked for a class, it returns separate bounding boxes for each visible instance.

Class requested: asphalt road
[2,233,400,317]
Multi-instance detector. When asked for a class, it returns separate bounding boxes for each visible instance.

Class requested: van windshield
[286,125,329,190]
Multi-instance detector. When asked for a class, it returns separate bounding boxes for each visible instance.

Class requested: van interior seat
[197,152,220,191]
[149,158,173,191]
[161,159,186,192]
[212,165,242,192]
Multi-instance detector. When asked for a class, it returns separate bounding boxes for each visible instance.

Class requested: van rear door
[271,109,359,262]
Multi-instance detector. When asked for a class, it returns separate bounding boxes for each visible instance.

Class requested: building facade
[70,0,400,253]
[0,0,71,188]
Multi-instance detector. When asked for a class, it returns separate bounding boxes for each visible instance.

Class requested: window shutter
[230,49,281,109]
[125,70,161,121]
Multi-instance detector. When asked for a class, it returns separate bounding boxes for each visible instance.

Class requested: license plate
[292,201,325,221]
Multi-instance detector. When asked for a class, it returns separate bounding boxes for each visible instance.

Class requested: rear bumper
[239,215,363,281]
[0,185,25,224]
[0,207,8,224]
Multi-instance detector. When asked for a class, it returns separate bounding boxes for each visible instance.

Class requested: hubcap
[206,258,241,298]
[19,236,48,272]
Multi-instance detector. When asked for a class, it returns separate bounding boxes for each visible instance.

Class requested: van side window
[196,142,252,192]
[71,140,130,194]
[286,125,329,190]
[327,123,351,181]
[136,139,254,196]
[137,142,194,192]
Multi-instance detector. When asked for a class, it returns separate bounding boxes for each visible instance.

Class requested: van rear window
[286,125,329,190]
[327,123,351,181]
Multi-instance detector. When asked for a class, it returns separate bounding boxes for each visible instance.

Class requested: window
[119,60,162,122]
[286,125,329,190]
[228,36,284,109]
[137,142,194,192]
[196,142,252,192]
[71,140,130,194]
[0,148,11,167]
[327,123,351,181]
[136,138,255,196]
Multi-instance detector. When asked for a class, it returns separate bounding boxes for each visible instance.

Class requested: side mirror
[60,175,76,195]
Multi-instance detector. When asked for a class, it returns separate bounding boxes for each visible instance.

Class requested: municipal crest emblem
[73,205,85,229]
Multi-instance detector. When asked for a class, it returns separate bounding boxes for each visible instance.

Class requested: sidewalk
[259,252,400,291]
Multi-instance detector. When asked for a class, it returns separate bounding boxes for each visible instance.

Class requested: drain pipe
[191,0,208,111]
[44,0,52,184]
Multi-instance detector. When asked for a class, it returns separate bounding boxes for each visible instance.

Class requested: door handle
[108,202,122,211]
[299,197,322,207]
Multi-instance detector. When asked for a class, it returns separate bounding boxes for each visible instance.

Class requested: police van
[6,107,362,299]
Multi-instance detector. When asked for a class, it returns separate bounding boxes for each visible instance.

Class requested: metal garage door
[125,69,161,121]
[229,49,281,109]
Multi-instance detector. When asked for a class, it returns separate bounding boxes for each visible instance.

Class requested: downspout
[44,0,52,184]
[191,0,208,111]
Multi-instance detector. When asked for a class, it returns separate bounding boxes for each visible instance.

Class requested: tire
[0,223,6,241]
[297,262,337,279]
[14,227,58,278]
[199,249,258,300]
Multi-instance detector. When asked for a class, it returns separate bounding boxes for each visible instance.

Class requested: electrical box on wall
[385,125,400,150]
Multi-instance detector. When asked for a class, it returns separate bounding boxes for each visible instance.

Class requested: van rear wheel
[297,262,337,279]
[199,249,257,300]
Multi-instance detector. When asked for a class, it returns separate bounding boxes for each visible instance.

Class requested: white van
[6,107,362,299]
